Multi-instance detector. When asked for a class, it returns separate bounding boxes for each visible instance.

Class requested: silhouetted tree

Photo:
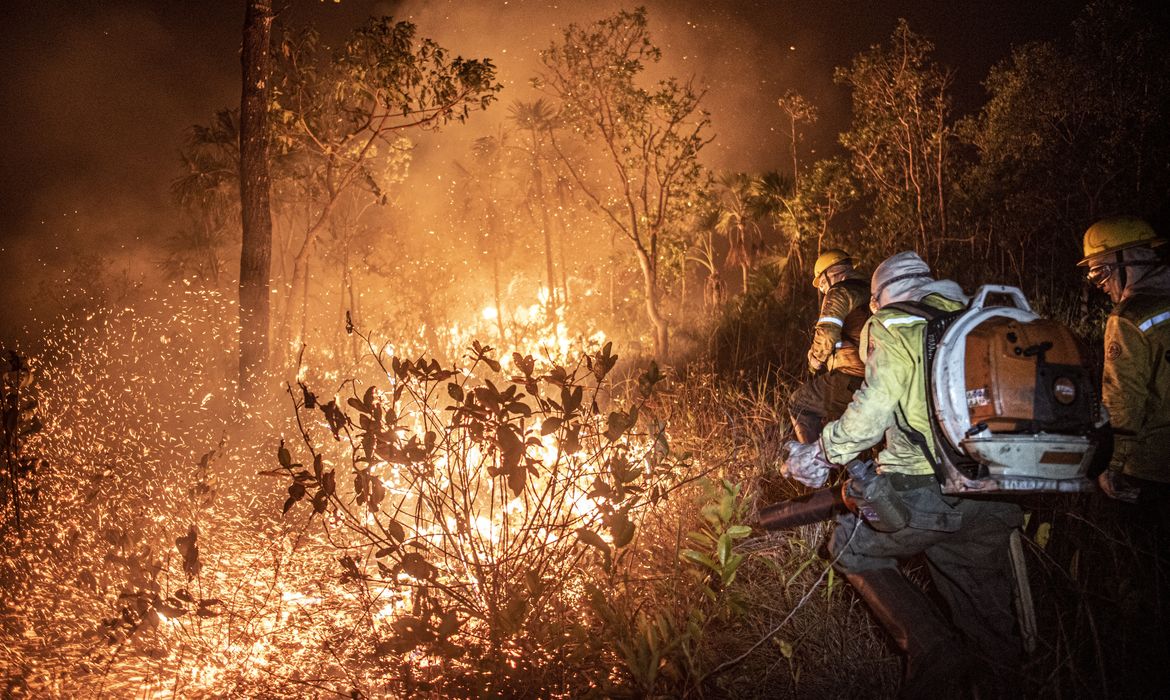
[538,8,711,363]
[836,20,956,263]
[238,0,275,394]
[270,18,501,359]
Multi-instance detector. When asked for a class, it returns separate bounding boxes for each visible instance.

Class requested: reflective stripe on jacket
[1104,292,1170,483]
[809,276,870,377]
[822,293,964,476]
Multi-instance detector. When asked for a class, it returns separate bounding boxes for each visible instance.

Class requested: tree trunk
[634,244,669,364]
[237,0,274,396]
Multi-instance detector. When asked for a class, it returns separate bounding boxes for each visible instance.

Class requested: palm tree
[170,109,242,286]
[750,171,805,299]
[713,171,760,294]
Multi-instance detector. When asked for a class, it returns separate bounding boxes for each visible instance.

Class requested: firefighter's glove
[1098,469,1140,504]
[780,440,832,488]
[806,350,826,376]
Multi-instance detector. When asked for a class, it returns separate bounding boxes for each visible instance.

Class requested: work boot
[847,568,976,700]
[791,413,823,444]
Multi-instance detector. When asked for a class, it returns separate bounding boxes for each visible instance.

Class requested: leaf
[541,416,562,435]
[1035,521,1051,549]
[437,611,461,637]
[609,510,635,548]
[447,382,464,402]
[717,532,733,567]
[604,411,632,441]
[386,519,405,543]
[680,549,716,571]
[575,528,612,568]
[175,525,201,579]
[400,552,434,580]
[299,382,317,409]
[591,341,617,380]
[725,524,753,539]
[277,442,292,468]
[722,553,744,586]
[283,482,306,514]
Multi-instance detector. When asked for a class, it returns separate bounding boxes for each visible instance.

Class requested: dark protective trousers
[790,371,862,441]
[829,482,1025,686]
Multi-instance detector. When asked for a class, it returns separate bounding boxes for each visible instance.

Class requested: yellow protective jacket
[822,293,965,476]
[809,275,870,377]
[1103,292,1170,483]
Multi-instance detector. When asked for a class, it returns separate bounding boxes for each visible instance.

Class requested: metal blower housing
[929,286,1102,494]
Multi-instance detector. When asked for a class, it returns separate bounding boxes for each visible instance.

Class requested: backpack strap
[881,299,961,485]
[884,299,946,321]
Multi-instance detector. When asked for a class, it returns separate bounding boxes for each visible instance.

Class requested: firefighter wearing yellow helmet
[787,249,871,443]
[782,251,1023,697]
[1080,215,1170,501]
[1082,219,1170,695]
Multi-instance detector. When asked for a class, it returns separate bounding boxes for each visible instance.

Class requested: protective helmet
[1078,216,1164,266]
[812,249,852,283]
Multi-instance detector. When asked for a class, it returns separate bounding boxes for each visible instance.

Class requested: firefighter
[788,249,870,443]
[1079,215,1170,501]
[782,251,1023,698]
[1079,216,1170,697]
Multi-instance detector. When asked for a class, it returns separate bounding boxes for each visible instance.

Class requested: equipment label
[966,387,990,408]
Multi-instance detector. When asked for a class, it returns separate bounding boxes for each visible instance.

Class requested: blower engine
[926,286,1104,494]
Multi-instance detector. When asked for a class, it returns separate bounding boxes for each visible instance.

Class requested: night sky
[0,0,1151,337]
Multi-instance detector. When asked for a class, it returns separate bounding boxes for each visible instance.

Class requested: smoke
[0,2,241,337]
[0,0,1093,340]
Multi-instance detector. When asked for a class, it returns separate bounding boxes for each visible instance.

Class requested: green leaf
[717,532,732,567]
[725,524,753,539]
[679,548,716,571]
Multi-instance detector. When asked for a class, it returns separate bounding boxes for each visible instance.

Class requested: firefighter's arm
[807,287,848,371]
[821,318,909,463]
[1101,314,1151,476]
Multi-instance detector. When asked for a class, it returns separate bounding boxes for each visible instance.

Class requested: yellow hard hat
[1078,216,1164,266]
[812,249,852,283]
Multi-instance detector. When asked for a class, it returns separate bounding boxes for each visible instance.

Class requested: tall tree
[836,20,956,262]
[538,8,710,364]
[509,99,561,318]
[270,19,500,357]
[238,0,275,394]
[776,90,818,194]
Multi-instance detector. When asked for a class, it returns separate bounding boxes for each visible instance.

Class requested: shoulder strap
[884,299,946,321]
[881,299,960,485]
[894,405,945,485]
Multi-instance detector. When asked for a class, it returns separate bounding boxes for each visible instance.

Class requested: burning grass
[4,283,1157,698]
